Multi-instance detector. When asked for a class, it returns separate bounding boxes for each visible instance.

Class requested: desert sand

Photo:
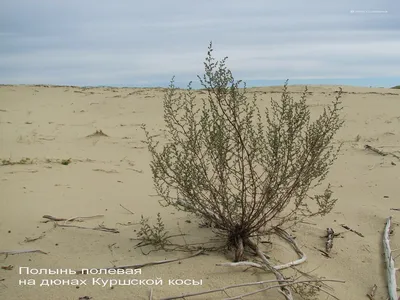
[0,84,399,300]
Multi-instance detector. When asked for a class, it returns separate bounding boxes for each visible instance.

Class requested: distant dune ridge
[0,84,399,299]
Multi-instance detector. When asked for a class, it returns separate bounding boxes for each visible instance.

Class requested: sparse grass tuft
[61,158,72,165]
[136,213,171,251]
[86,130,108,138]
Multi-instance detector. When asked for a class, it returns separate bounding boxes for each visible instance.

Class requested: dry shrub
[142,42,344,261]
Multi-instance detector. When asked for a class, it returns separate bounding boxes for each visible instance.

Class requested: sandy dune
[0,84,399,300]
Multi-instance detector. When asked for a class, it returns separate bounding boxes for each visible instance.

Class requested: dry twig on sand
[42,214,104,223]
[364,144,400,160]
[366,284,377,300]
[0,250,47,255]
[41,214,116,233]
[390,208,400,211]
[119,204,134,214]
[313,247,331,258]
[23,233,46,243]
[55,223,119,233]
[365,144,388,156]
[75,250,204,274]
[383,216,398,300]
[160,278,345,300]
[340,224,364,237]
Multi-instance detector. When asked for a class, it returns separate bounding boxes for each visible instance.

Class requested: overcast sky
[1,0,399,88]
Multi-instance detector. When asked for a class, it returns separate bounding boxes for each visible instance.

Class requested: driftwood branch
[75,250,204,274]
[383,216,398,300]
[326,228,335,253]
[274,227,307,269]
[244,240,294,300]
[248,231,294,299]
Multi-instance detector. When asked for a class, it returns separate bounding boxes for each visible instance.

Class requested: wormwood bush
[142,42,344,261]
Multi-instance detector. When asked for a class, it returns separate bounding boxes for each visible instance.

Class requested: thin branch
[55,223,119,233]
[365,144,400,160]
[225,279,343,300]
[76,250,204,274]
[161,279,288,300]
[42,214,104,223]
[161,279,345,300]
[216,261,263,268]
[246,239,293,300]
[273,227,307,270]
[120,204,134,214]
[313,246,331,258]
[364,144,388,156]
[0,249,47,255]
[340,224,364,237]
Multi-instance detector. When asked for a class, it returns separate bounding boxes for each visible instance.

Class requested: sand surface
[0,84,399,300]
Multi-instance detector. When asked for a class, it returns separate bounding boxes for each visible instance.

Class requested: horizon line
[1,82,399,90]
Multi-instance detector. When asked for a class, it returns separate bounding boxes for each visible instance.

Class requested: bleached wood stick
[274,227,307,270]
[42,214,104,223]
[0,249,47,255]
[383,216,398,300]
[55,223,119,233]
[216,261,263,268]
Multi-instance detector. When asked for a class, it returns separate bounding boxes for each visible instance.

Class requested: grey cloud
[0,0,399,86]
